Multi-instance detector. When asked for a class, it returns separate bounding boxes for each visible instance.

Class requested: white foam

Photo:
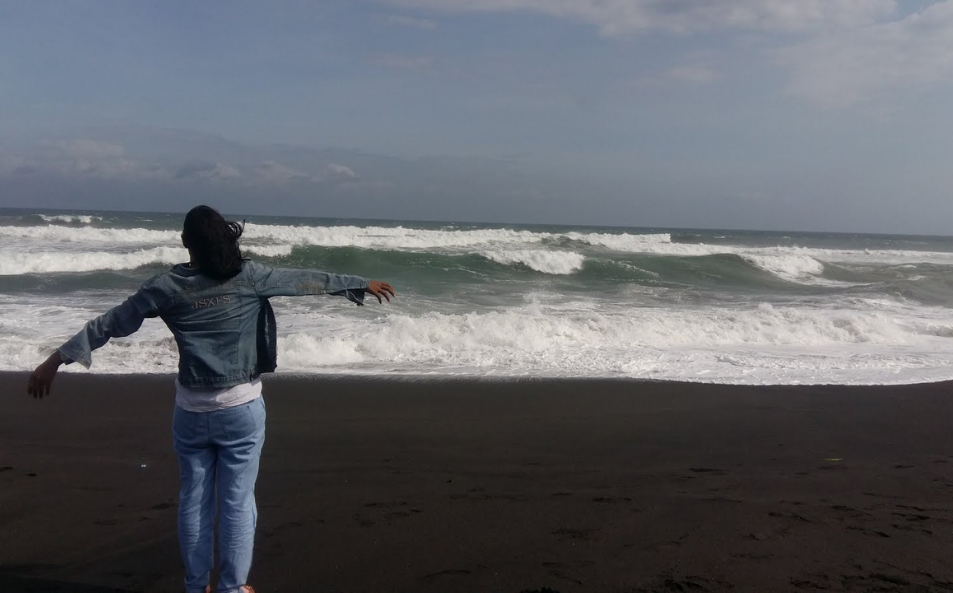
[0,225,178,244]
[243,244,294,258]
[270,302,953,383]
[4,216,953,385]
[481,250,585,274]
[38,214,101,224]
[0,243,291,274]
[0,294,179,374]
[566,231,677,252]
[4,222,953,271]
[242,223,548,250]
[278,333,366,367]
[567,229,953,269]
[0,247,186,275]
[741,254,825,282]
[7,295,951,385]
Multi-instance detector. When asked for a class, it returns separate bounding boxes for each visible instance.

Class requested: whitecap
[480,249,585,274]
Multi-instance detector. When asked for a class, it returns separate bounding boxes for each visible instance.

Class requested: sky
[1,0,952,234]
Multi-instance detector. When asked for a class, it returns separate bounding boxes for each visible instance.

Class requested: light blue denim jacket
[58,260,369,388]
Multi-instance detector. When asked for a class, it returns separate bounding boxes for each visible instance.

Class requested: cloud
[0,130,365,190]
[251,161,358,184]
[370,53,435,70]
[630,58,720,88]
[665,64,718,84]
[314,163,359,185]
[67,157,143,178]
[254,160,314,183]
[1,127,564,226]
[382,14,438,29]
[326,163,356,179]
[383,0,951,110]
[385,0,897,35]
[251,161,357,184]
[25,138,144,179]
[775,1,953,108]
[0,154,35,175]
[47,139,125,158]
[174,161,242,181]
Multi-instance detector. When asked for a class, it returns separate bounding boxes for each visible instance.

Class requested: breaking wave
[741,254,825,283]
[5,211,953,385]
[0,247,186,275]
[38,214,102,224]
[481,250,585,274]
[5,299,952,384]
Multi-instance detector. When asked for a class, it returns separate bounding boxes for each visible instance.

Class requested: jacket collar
[171,263,203,277]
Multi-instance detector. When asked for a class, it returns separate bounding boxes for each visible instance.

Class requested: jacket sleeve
[57,279,164,368]
[246,261,369,305]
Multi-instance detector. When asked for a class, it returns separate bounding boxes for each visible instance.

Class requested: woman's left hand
[366,281,396,304]
[28,352,63,399]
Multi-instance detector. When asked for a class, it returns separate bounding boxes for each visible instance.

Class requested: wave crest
[481,250,585,274]
[39,214,102,224]
[742,254,825,282]
[0,225,177,243]
[0,247,185,275]
[243,244,294,258]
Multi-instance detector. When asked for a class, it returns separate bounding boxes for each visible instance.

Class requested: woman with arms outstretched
[27,205,395,593]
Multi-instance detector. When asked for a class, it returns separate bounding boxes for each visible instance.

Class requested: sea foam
[0,225,177,244]
[8,298,948,385]
[270,301,953,383]
[481,250,585,274]
[0,247,186,275]
[741,254,825,283]
[4,222,953,272]
[38,214,102,224]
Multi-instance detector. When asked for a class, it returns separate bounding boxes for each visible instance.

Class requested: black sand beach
[2,372,953,592]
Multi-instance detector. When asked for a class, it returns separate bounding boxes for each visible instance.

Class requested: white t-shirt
[174,377,262,412]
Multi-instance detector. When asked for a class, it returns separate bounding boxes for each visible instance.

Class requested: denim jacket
[58,260,368,388]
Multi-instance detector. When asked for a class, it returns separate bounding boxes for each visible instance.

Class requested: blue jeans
[172,396,266,593]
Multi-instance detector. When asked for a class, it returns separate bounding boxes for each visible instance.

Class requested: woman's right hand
[367,281,396,303]
[28,352,63,399]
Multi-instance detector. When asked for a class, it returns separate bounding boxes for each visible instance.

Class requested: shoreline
[3,372,953,592]
[8,369,953,389]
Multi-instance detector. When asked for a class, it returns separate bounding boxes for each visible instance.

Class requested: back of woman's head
[181,205,244,280]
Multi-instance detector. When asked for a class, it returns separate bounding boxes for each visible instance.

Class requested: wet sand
[2,372,953,592]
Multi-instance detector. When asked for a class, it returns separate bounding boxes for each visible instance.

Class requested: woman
[27,205,395,593]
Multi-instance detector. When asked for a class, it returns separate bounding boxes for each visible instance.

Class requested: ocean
[2,208,952,385]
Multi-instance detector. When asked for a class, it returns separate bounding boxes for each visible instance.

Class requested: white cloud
[16,138,171,179]
[66,157,140,178]
[776,1,953,108]
[0,154,34,175]
[383,14,438,29]
[666,64,718,84]
[0,135,362,188]
[252,161,357,184]
[175,161,241,181]
[324,163,357,181]
[254,161,314,183]
[47,139,125,158]
[385,0,897,34]
[370,53,435,70]
[629,57,720,88]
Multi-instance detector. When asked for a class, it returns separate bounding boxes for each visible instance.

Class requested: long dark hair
[182,205,244,280]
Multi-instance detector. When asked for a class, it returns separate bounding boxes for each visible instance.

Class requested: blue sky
[1,1,952,233]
